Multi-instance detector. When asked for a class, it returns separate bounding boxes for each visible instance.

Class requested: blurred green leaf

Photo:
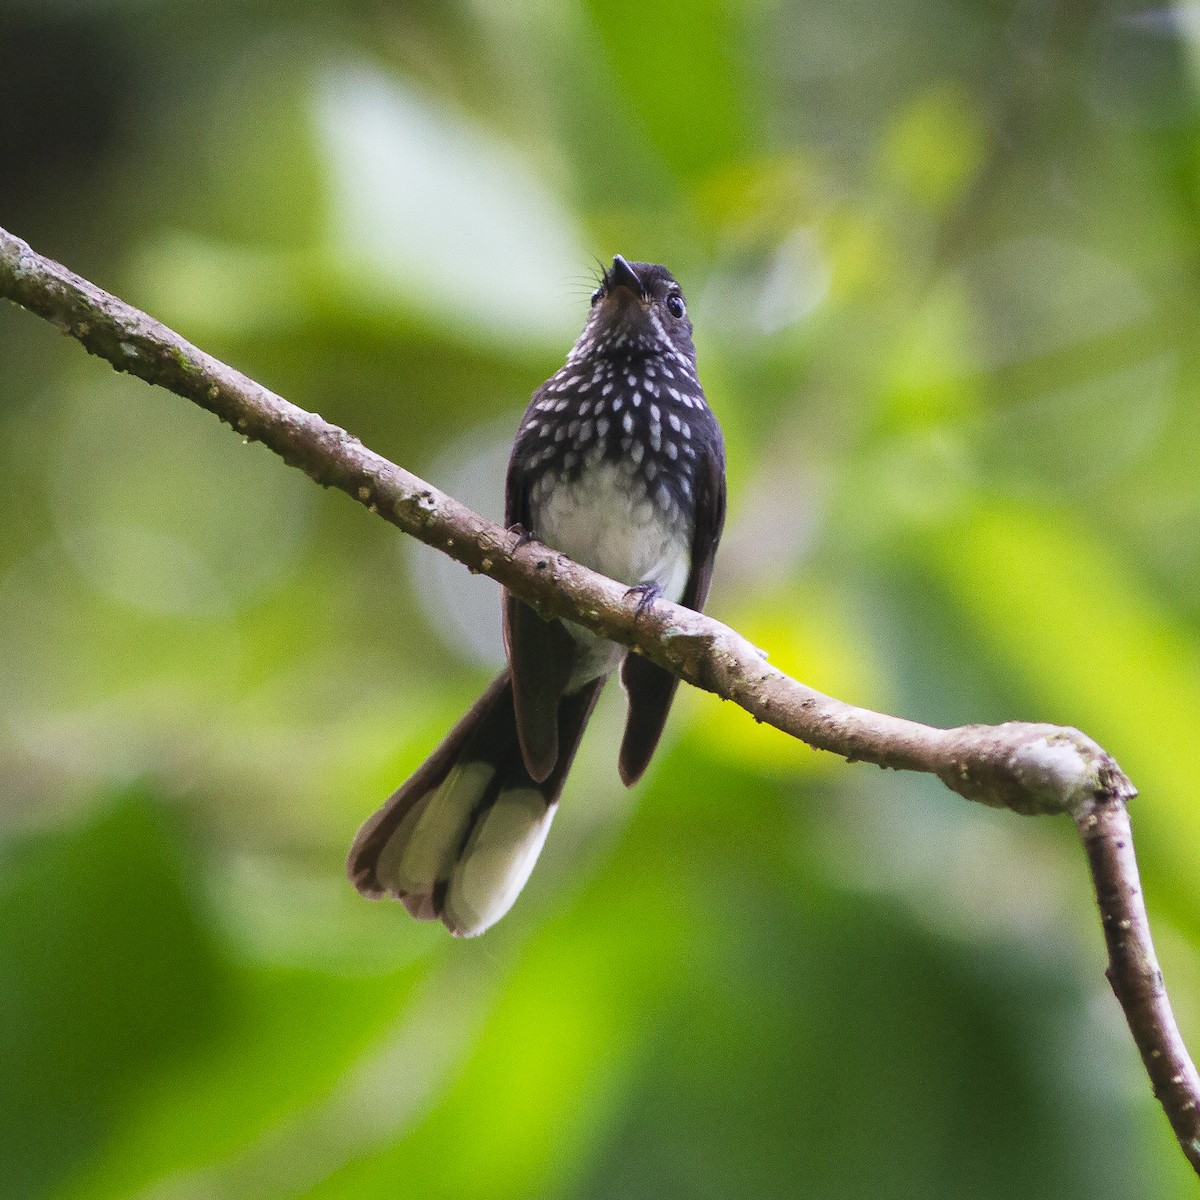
[882,83,988,209]
[302,868,691,1199]
[911,500,1200,927]
[0,791,231,1199]
[571,871,1138,1200]
[60,959,424,1200]
[579,0,755,184]
[314,58,588,349]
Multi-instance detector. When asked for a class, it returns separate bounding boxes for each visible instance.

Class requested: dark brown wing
[504,390,579,783]
[618,430,727,785]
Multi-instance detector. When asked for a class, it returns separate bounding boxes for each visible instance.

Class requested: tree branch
[1075,796,1200,1168]
[2,224,1197,1175]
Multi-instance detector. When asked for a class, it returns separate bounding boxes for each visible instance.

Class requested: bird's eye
[665,292,686,319]
[590,287,603,306]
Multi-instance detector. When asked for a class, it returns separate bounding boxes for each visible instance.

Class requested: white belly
[530,461,692,685]
[531,461,691,598]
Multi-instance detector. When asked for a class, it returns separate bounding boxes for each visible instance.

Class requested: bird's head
[571,255,696,367]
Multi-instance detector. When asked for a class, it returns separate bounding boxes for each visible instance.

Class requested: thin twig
[1075,796,1200,1172]
[1,224,1197,1175]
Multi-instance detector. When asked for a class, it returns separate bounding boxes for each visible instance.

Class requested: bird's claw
[509,523,538,550]
[626,581,663,620]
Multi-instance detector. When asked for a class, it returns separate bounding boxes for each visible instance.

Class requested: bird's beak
[606,254,644,298]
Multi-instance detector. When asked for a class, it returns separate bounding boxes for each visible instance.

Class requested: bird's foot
[509,522,538,550]
[626,581,664,620]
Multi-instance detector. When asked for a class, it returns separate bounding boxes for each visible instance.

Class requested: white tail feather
[445,789,555,937]
[374,762,494,906]
[370,762,555,937]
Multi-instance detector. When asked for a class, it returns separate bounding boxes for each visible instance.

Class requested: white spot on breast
[632,392,642,407]
[650,403,661,422]
[668,412,681,432]
[665,441,678,459]
[622,411,634,433]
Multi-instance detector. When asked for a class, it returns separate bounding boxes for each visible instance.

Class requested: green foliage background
[2,1,1199,1196]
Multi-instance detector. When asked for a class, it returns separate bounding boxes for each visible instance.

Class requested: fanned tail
[348,671,604,937]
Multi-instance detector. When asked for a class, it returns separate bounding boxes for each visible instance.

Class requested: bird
[347,255,726,937]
